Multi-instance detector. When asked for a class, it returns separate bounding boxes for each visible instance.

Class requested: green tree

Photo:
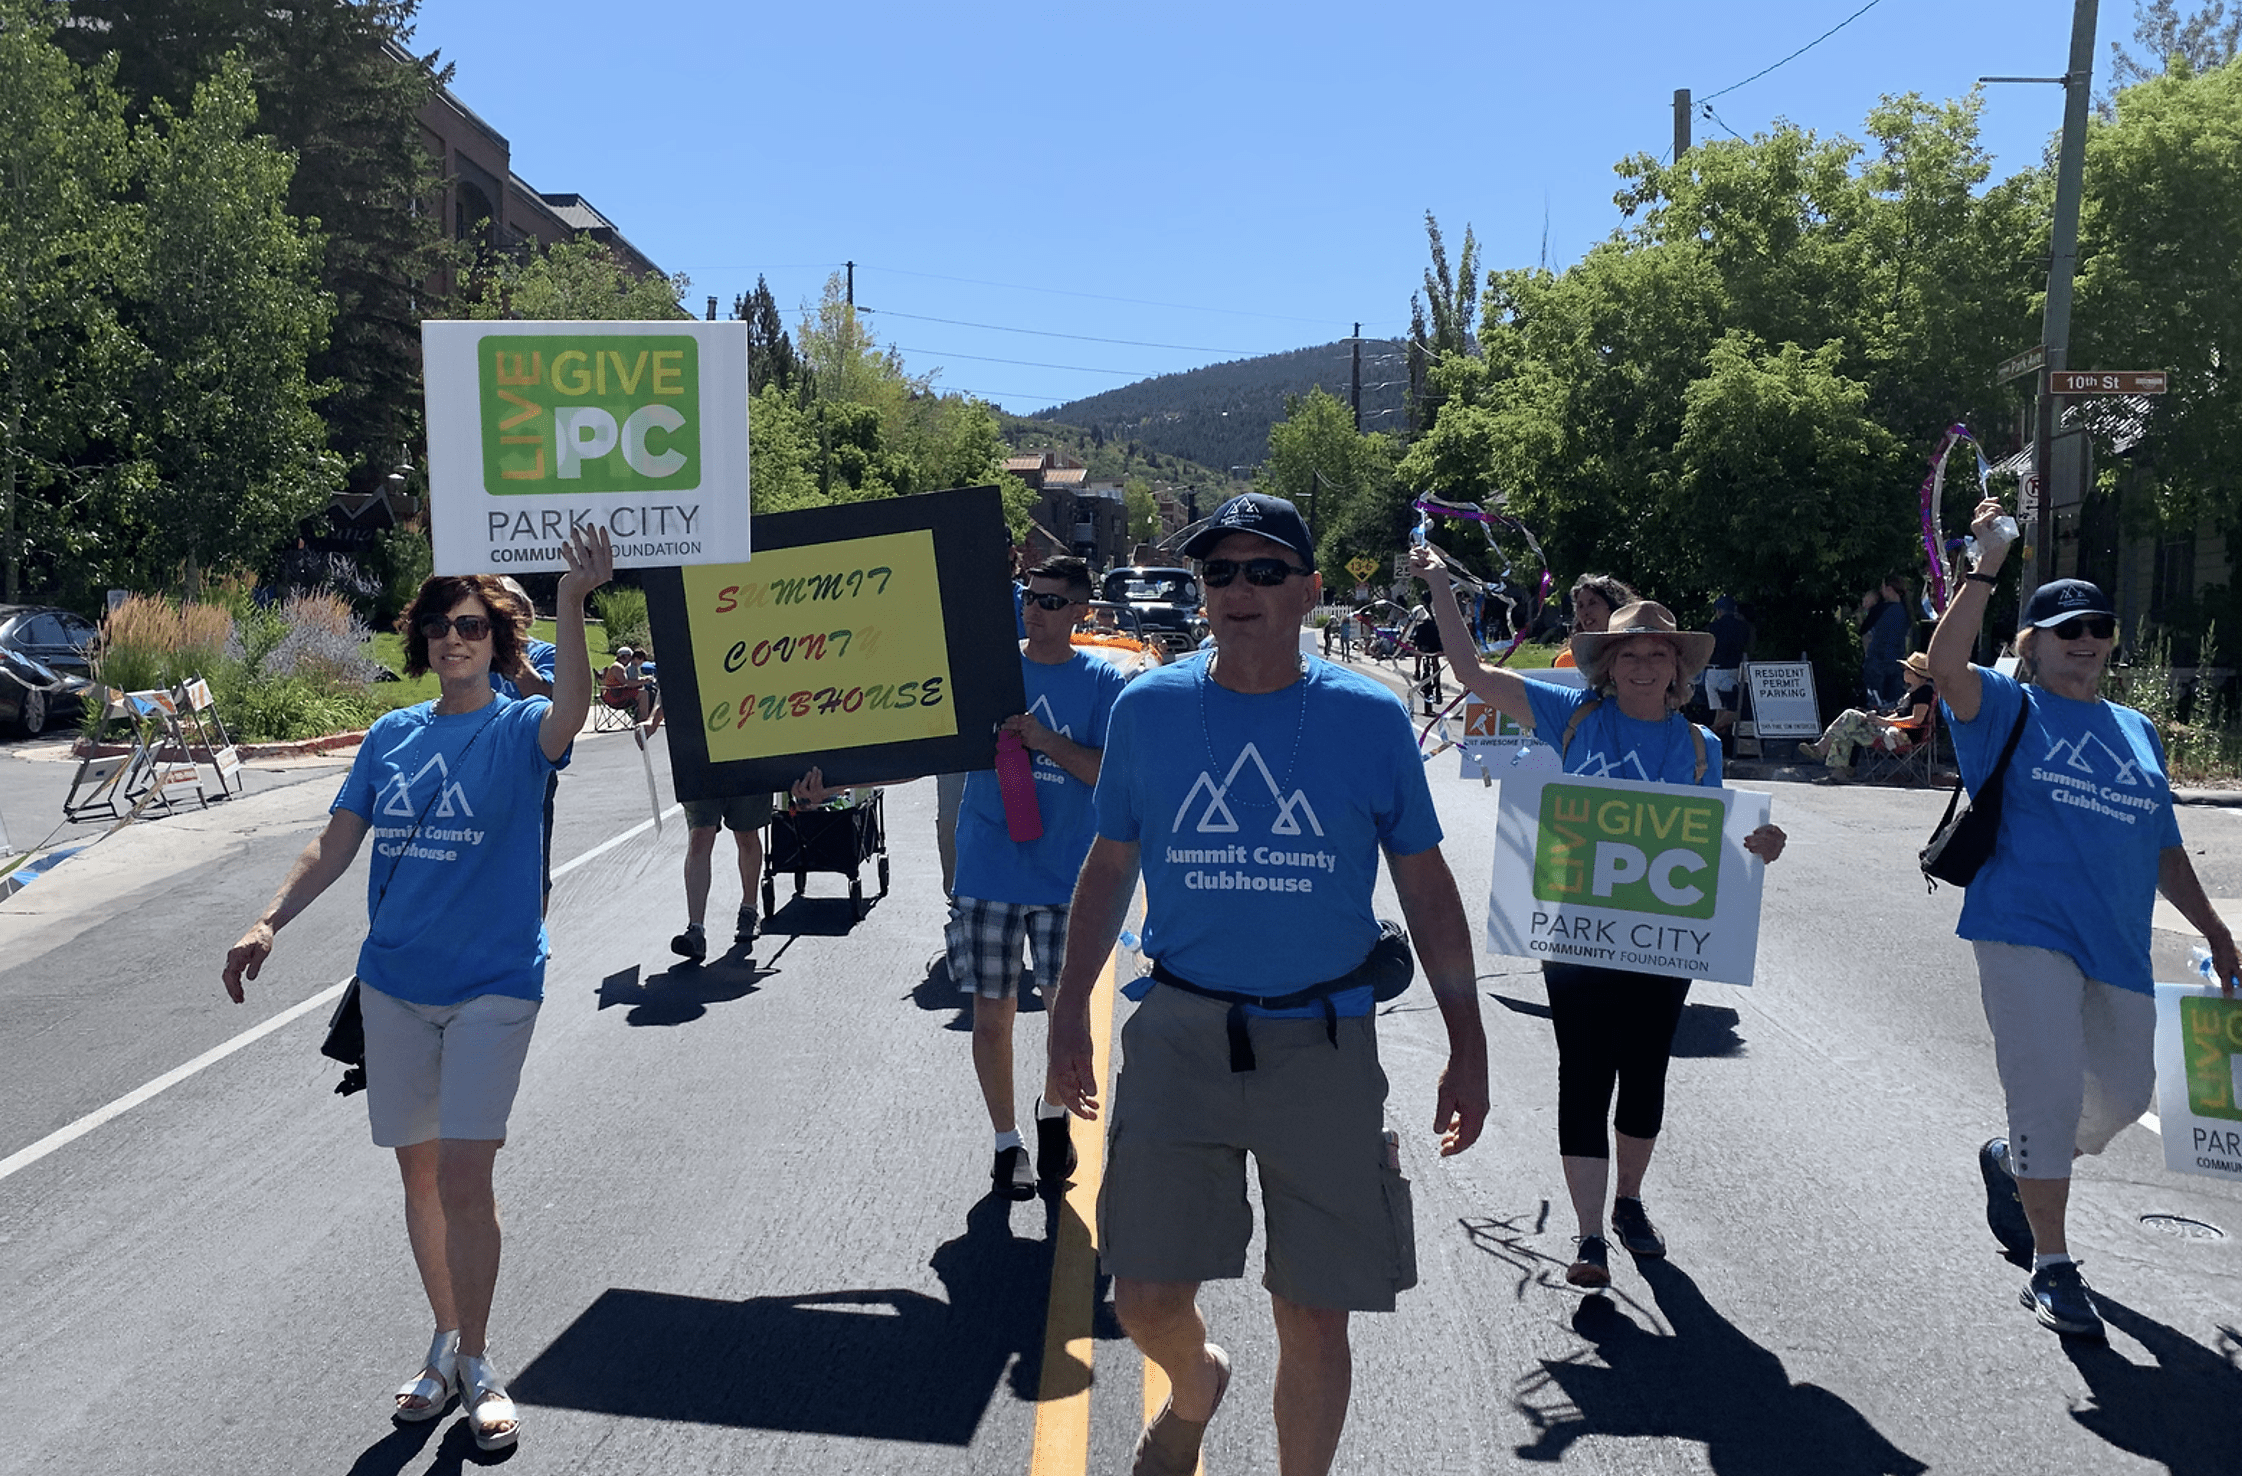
[2108,1,2241,92]
[465,236,689,321]
[736,274,806,397]
[1263,389,1402,587]
[1124,477,1159,542]
[125,58,343,595]
[0,1,139,604]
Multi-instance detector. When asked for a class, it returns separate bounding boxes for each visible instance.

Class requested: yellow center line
[1027,945,1118,1476]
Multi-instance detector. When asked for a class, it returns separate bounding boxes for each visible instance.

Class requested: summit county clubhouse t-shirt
[332,695,566,1006]
[1095,658,1442,1017]
[1945,668,2182,994]
[954,649,1131,907]
[1526,681,1724,788]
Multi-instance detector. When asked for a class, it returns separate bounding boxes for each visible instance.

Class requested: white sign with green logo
[423,320,751,574]
[2153,980,2242,1181]
[1486,770,1771,985]
[1457,669,1584,778]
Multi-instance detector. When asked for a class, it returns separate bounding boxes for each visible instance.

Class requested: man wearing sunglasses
[1046,492,1488,1476]
[1929,500,2237,1342]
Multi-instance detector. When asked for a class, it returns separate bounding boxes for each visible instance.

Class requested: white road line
[0,804,681,1186]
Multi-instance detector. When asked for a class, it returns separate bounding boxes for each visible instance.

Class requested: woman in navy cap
[1927,497,2236,1339]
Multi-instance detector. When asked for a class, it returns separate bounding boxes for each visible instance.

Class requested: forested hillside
[993,415,1250,503]
[1035,338,1407,475]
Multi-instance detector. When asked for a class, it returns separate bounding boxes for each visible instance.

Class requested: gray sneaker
[2020,1260,2104,1337]
[1979,1138,2035,1260]
[735,908,759,945]
[1610,1196,1667,1258]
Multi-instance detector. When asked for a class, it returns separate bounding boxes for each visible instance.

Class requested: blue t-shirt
[1095,658,1443,1016]
[955,649,1131,907]
[1945,669,2182,994]
[490,639,559,700]
[333,695,567,1006]
[1526,682,1723,788]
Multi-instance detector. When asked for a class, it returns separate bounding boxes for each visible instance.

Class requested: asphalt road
[2,709,2239,1475]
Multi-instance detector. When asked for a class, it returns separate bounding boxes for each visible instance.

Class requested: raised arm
[1407,544,1537,728]
[1926,498,2005,722]
[1385,843,1489,1156]
[222,808,372,1001]
[541,525,614,762]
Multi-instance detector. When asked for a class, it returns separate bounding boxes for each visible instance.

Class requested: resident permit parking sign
[1487,770,1771,985]
[2153,981,2242,1181]
[422,320,751,574]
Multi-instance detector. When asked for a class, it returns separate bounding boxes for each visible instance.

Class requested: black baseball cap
[1180,493,1313,561]
[2022,578,2115,629]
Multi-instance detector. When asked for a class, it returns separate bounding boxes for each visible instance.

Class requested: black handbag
[1920,692,2030,891]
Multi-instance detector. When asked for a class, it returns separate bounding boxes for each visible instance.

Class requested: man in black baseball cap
[1179,492,1314,562]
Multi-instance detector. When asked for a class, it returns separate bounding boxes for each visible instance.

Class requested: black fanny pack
[1149,921,1414,1073]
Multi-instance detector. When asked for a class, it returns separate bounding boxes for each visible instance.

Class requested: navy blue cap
[2023,578,2115,628]
[1180,493,1313,561]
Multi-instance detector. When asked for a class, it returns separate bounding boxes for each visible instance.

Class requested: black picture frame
[643,485,1024,799]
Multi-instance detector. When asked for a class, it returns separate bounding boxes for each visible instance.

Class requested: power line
[891,345,1154,377]
[855,262,1353,328]
[1701,0,1889,103]
[862,307,1264,355]
[1700,103,1749,142]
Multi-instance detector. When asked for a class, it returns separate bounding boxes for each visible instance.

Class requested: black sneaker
[735,908,759,945]
[1610,1197,1667,1258]
[671,928,707,963]
[1565,1235,1611,1289]
[1979,1138,2035,1260]
[992,1145,1035,1201]
[1035,1113,1078,1187]
[2020,1261,2104,1337]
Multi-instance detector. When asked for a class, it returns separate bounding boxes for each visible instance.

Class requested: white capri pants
[359,981,541,1148]
[1974,941,2157,1179]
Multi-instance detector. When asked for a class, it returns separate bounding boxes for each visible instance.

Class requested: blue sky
[414,0,2106,417]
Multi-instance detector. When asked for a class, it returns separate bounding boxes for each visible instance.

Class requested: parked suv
[0,605,99,737]
[1100,567,1207,654]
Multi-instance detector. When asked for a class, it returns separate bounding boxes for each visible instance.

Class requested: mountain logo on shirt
[2042,732,2142,785]
[1172,743,1324,837]
[380,753,477,819]
[1569,747,1656,782]
[1027,694,1073,740]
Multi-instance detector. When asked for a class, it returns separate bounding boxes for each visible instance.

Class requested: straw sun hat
[1568,601,1717,677]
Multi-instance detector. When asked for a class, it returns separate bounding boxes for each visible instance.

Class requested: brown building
[1003,451,1130,570]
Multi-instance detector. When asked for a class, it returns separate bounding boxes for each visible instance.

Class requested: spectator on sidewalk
[1799,652,1935,779]
[1859,576,1911,706]
[1701,595,1752,737]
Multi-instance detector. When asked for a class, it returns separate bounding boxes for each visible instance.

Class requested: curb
[2174,788,2242,807]
[72,730,368,762]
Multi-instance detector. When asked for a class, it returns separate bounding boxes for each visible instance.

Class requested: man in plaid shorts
[947,555,1130,1199]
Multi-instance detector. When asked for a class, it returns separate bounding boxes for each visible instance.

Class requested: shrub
[593,586,651,653]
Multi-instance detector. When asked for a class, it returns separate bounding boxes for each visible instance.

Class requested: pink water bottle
[995,730,1043,842]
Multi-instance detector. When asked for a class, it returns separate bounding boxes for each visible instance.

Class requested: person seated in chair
[1799,651,1936,779]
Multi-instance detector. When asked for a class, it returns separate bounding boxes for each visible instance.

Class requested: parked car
[1099,567,1207,654]
[0,605,99,737]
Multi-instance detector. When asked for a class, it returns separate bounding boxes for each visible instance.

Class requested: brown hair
[1586,633,1696,711]
[398,574,531,680]
[1570,573,1636,626]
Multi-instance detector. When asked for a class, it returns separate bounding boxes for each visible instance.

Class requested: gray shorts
[360,982,541,1148]
[683,792,776,831]
[1099,985,1416,1312]
[1973,941,2157,1177]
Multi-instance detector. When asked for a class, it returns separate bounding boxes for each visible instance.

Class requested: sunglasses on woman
[1201,557,1313,588]
[1025,591,1083,611]
[419,613,493,641]
[2047,615,2116,641]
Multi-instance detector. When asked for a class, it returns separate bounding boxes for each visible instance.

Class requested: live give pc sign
[422,320,751,574]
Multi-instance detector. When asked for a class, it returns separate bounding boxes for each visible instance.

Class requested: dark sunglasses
[1201,557,1313,588]
[419,613,493,641]
[1025,591,1084,611]
[2047,615,2116,641]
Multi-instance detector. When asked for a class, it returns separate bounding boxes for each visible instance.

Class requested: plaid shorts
[945,897,1069,1000]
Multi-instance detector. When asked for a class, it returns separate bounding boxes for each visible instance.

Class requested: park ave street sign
[1994,344,2046,384]
[2049,369,2168,396]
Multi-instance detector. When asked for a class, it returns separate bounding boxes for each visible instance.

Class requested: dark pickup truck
[1100,567,1207,654]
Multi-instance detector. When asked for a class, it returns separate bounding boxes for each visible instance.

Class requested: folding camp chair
[1855,706,1940,786]
[593,681,649,733]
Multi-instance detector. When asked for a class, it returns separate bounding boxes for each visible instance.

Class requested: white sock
[1034,1097,1069,1121]
[2033,1252,2073,1272]
[993,1128,1024,1152]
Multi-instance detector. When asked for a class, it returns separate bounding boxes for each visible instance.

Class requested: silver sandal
[393,1328,458,1422]
[457,1351,521,1452]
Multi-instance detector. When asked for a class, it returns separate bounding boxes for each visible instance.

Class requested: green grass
[363,619,619,717]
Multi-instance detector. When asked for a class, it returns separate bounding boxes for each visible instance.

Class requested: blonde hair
[1587,633,1695,711]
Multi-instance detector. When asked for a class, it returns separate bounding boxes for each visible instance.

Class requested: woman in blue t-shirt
[1413,545,1787,1291]
[1928,499,2235,1340]
[222,526,612,1452]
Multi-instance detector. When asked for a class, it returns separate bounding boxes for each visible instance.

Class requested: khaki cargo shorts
[1098,984,1417,1312]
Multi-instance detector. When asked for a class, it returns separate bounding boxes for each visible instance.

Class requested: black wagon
[762,789,891,920]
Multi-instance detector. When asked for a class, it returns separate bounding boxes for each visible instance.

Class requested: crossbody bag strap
[1559,698,1602,761]
[1977,689,2033,806]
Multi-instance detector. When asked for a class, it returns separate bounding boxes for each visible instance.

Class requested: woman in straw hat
[1410,544,1786,1290]
[1798,651,1938,779]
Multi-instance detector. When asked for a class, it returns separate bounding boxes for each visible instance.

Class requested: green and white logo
[477,334,700,494]
[1532,783,1722,919]
[2182,995,2242,1123]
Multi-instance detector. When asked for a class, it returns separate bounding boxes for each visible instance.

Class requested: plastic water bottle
[1966,516,2021,570]
[2192,944,2219,984]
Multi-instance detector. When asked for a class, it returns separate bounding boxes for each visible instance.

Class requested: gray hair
[1586,633,1696,711]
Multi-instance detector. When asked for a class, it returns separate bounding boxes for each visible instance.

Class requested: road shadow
[2060,1294,2242,1476]
[1486,992,1743,1059]
[1512,1258,1928,1474]
[509,1193,1072,1443]
[595,959,766,1028]
[762,893,864,938]
[344,1411,512,1473]
[909,953,1043,1030]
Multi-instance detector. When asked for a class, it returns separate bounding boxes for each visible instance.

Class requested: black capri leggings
[1544,962,1692,1159]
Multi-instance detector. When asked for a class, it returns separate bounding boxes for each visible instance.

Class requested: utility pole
[1674,88,1691,160]
[705,295,717,321]
[845,260,855,308]
[1351,322,1362,433]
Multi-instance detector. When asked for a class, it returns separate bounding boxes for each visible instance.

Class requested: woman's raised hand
[556,524,615,602]
[1407,543,1447,582]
